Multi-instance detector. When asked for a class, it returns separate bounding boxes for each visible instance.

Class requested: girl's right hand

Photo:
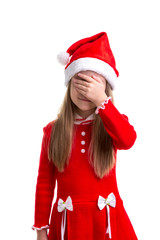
[36,229,48,240]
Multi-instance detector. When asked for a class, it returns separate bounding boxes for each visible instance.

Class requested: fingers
[92,75,102,84]
[78,73,103,84]
[77,73,93,83]
[75,84,86,96]
[73,79,90,88]
[74,82,87,92]
[73,78,88,96]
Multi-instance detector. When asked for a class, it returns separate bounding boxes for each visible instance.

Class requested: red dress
[32,99,138,240]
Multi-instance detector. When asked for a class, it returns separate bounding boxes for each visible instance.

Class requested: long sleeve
[32,123,56,230]
[98,99,137,150]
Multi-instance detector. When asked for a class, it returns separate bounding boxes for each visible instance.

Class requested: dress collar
[74,112,96,125]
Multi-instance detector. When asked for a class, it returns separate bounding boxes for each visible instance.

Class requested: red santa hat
[57,32,119,90]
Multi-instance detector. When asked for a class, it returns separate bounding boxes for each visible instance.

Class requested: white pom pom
[57,52,70,65]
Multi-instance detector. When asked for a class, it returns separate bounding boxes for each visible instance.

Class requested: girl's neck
[75,108,95,119]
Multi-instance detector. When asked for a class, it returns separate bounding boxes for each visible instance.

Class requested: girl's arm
[97,99,137,150]
[36,229,48,240]
[73,72,136,150]
[32,123,56,231]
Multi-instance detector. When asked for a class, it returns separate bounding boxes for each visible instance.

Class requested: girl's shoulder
[43,120,56,137]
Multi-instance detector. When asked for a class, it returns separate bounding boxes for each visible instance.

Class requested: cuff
[95,97,112,114]
[32,225,49,231]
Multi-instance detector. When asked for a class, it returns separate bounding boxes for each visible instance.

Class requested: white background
[0,0,160,239]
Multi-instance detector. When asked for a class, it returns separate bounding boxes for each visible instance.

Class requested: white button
[81,140,85,145]
[81,131,86,136]
[81,149,85,153]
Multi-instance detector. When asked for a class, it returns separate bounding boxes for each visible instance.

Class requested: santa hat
[57,32,119,90]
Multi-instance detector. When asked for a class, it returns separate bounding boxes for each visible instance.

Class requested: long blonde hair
[48,80,115,179]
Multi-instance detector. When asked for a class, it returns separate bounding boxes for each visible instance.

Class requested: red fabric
[32,100,138,240]
[65,32,119,77]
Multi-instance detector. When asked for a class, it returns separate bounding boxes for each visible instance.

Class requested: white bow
[57,196,73,240]
[98,193,116,239]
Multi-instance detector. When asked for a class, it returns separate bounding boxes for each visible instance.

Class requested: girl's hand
[36,229,48,240]
[73,72,108,106]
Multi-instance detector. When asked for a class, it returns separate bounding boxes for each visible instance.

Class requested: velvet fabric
[32,100,138,240]
[63,32,119,90]
[65,32,119,77]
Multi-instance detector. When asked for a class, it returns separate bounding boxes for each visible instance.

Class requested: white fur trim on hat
[64,57,117,90]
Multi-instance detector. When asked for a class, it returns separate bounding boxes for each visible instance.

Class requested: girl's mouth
[79,98,91,102]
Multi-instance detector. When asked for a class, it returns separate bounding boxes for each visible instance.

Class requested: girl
[32,32,138,240]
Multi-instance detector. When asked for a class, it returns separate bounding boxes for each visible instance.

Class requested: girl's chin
[78,100,95,106]
[78,105,96,112]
